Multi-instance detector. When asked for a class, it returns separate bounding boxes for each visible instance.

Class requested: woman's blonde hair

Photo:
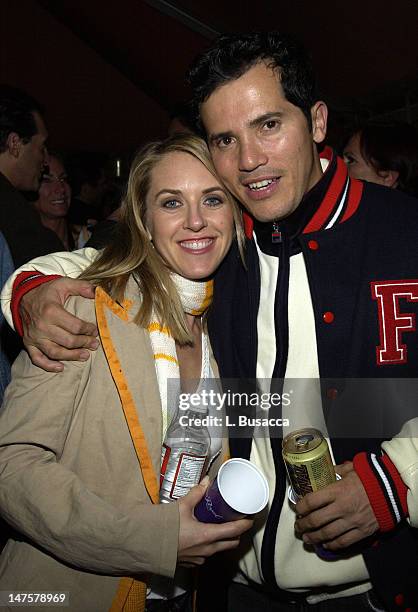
[81,132,244,344]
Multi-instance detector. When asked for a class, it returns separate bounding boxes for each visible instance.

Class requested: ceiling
[1,0,417,155]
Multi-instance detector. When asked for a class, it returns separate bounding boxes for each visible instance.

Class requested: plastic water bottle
[160,403,210,503]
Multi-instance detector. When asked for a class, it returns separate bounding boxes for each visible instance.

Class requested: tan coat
[0,283,220,611]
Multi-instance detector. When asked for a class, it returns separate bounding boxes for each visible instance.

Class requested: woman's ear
[377,169,399,189]
[145,225,153,242]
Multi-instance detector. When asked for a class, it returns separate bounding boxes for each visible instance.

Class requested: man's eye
[217,136,233,148]
[264,120,278,130]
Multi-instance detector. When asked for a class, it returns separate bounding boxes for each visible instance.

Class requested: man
[2,33,418,610]
[0,85,64,267]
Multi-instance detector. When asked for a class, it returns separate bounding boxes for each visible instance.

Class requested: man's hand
[20,278,99,372]
[178,477,253,566]
[294,462,378,551]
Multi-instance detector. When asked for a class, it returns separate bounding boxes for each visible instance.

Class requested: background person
[0,85,64,267]
[34,152,74,250]
[343,121,418,196]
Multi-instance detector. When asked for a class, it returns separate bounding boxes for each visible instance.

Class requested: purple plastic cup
[194,458,269,523]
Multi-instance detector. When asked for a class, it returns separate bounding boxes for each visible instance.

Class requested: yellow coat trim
[95,287,159,503]
[95,288,155,612]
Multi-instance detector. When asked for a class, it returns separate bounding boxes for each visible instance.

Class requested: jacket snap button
[323,311,335,323]
[308,240,319,251]
[326,388,338,400]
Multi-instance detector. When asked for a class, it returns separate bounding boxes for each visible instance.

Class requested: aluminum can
[282,428,336,500]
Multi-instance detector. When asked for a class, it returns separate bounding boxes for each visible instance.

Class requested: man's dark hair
[0,85,43,153]
[355,122,418,197]
[188,31,318,133]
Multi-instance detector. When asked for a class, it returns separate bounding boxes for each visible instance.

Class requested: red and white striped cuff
[11,271,62,336]
[353,451,408,532]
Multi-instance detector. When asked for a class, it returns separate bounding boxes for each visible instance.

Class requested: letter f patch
[371,280,418,365]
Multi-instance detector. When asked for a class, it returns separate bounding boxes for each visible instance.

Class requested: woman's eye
[205,195,223,207]
[343,153,355,165]
[162,199,180,209]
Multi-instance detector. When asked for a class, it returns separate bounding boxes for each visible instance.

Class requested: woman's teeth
[180,239,213,250]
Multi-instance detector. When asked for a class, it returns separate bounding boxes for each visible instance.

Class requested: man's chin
[244,199,298,223]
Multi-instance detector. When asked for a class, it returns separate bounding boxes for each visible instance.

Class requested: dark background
[2,0,417,169]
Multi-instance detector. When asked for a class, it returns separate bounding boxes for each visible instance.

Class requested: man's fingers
[45,278,96,302]
[66,281,96,300]
[300,517,350,545]
[295,488,335,516]
[28,322,99,352]
[26,346,64,373]
[25,339,92,363]
[322,528,365,550]
[37,305,98,338]
[295,503,340,534]
[335,462,353,477]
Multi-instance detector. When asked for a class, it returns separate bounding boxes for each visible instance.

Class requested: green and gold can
[282,428,336,500]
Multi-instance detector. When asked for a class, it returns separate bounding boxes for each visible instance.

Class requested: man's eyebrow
[208,111,283,144]
[248,111,283,128]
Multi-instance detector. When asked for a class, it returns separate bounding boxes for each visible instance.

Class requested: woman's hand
[178,477,253,566]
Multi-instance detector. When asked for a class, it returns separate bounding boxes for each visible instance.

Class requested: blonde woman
[0,134,250,612]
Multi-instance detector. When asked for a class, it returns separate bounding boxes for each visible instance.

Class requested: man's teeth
[180,239,213,250]
[248,179,274,190]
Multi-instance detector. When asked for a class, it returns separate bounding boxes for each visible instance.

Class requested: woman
[34,152,75,250]
[0,134,249,611]
[343,122,418,196]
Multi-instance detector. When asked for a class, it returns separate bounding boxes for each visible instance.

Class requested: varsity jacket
[208,149,418,611]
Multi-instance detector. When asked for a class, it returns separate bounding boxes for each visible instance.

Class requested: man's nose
[238,138,268,172]
[54,179,65,195]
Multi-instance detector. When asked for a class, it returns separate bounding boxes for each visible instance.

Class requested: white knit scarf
[147,274,213,440]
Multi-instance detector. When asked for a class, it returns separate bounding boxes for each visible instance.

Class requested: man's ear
[311,101,328,144]
[377,168,399,189]
[6,132,21,158]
